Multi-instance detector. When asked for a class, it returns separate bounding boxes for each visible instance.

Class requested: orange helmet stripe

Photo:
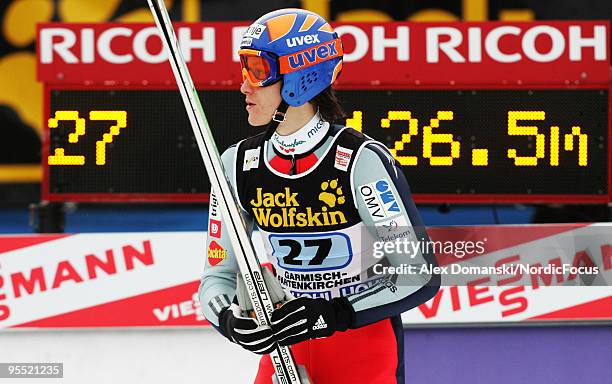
[331,60,342,84]
[266,13,297,42]
[299,14,318,32]
[279,38,343,74]
[318,23,333,33]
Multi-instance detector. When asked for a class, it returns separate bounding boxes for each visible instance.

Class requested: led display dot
[472,149,489,166]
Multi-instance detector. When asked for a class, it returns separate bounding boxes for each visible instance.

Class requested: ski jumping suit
[200,112,440,384]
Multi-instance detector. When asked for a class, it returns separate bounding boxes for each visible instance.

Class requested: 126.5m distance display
[46,89,608,202]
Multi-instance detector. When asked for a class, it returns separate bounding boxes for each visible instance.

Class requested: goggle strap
[272,110,286,123]
[264,101,290,141]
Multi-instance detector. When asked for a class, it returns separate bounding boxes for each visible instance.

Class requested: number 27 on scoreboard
[47,110,127,166]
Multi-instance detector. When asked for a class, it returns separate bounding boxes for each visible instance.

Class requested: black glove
[219,303,277,355]
[270,297,354,346]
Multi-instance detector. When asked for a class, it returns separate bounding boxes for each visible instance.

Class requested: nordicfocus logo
[312,315,328,330]
[249,180,347,228]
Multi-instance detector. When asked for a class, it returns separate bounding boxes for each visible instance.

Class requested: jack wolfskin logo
[249,184,347,228]
[318,179,345,208]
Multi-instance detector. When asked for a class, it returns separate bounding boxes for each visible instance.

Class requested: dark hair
[310,87,346,123]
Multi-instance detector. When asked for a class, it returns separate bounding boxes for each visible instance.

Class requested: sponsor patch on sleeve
[207,240,227,266]
[209,191,220,219]
[209,219,221,238]
[358,178,402,221]
[374,215,412,241]
[334,145,353,172]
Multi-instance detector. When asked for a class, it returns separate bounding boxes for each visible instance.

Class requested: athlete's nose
[240,78,255,95]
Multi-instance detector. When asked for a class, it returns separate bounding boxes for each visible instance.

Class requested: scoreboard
[38,21,611,203]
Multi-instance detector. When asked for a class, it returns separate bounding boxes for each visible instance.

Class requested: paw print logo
[0,0,175,137]
[319,179,345,209]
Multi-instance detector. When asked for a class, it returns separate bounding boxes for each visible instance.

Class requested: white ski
[146,1,305,383]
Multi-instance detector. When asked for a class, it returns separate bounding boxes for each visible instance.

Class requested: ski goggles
[239,39,343,87]
[239,48,281,87]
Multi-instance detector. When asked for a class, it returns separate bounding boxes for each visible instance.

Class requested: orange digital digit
[47,111,86,166]
[89,111,128,165]
[381,110,419,166]
[422,111,460,166]
[506,111,545,166]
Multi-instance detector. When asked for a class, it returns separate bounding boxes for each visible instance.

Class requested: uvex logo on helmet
[286,34,320,47]
[279,39,342,74]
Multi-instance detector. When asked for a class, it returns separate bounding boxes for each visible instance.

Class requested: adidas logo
[312,315,328,330]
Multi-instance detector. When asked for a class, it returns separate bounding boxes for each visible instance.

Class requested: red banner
[37,21,610,86]
[1,226,612,329]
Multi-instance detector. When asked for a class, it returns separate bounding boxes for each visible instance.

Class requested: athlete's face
[240,79,282,126]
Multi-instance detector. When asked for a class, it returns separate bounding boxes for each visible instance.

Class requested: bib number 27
[270,233,353,272]
[280,238,331,266]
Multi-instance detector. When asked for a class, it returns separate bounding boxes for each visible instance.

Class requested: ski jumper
[200,113,439,384]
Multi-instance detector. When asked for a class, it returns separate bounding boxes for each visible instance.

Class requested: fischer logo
[39,26,216,64]
[312,315,328,330]
[287,34,320,47]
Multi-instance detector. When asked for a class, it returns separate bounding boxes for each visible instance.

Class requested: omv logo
[375,180,401,215]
